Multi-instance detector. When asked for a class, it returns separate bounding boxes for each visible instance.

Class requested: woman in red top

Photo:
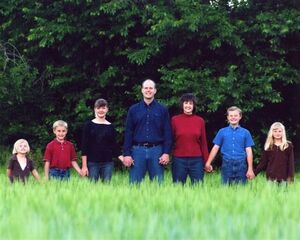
[171,93,209,184]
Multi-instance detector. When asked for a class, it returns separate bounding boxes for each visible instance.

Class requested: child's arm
[71,161,83,176]
[205,145,220,172]
[81,155,89,176]
[287,144,295,182]
[44,161,50,180]
[31,169,41,181]
[245,147,255,179]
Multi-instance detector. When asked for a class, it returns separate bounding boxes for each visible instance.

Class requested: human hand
[246,169,255,180]
[204,163,213,172]
[81,166,89,177]
[123,156,134,167]
[159,154,169,165]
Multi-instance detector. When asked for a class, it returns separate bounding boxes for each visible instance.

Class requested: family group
[7,79,295,185]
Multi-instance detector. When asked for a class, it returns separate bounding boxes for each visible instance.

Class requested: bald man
[123,79,172,183]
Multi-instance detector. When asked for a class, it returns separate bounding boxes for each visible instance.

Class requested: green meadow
[1,169,300,240]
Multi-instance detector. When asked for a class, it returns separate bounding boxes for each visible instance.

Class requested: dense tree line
[1,0,299,162]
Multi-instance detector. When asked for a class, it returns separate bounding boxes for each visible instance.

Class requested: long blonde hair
[264,122,289,151]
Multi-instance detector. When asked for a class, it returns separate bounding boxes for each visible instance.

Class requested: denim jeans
[221,159,247,185]
[88,161,113,182]
[49,168,70,181]
[172,156,204,184]
[130,145,164,184]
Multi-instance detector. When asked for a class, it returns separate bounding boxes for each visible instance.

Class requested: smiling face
[53,126,68,142]
[272,127,283,141]
[227,110,242,127]
[16,141,29,154]
[183,101,194,115]
[141,80,157,101]
[94,106,108,119]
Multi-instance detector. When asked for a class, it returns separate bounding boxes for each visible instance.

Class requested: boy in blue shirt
[205,106,255,184]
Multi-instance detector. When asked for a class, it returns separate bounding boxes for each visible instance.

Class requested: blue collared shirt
[123,99,172,156]
[213,125,254,161]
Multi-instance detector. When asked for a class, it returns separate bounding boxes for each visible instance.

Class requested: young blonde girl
[254,122,295,182]
[7,139,40,183]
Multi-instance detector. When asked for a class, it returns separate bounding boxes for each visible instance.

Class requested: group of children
[7,106,295,184]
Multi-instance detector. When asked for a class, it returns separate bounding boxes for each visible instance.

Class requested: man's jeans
[221,159,247,184]
[49,168,70,181]
[130,145,164,184]
[172,156,204,184]
[88,161,113,182]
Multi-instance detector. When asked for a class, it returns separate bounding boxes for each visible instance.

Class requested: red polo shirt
[43,139,77,169]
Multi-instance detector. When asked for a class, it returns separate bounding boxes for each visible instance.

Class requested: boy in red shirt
[44,120,82,180]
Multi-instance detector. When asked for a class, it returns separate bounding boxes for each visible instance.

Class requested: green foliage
[0,1,299,156]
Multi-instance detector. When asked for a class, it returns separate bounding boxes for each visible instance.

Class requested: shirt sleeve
[7,158,14,170]
[199,119,209,162]
[28,159,35,172]
[213,129,223,146]
[287,143,295,180]
[162,107,172,154]
[123,107,134,156]
[111,125,121,158]
[245,130,255,147]
[81,122,90,156]
[70,143,77,162]
[43,143,52,162]
[254,150,268,176]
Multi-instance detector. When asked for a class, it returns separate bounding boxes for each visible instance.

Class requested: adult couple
[123,79,209,184]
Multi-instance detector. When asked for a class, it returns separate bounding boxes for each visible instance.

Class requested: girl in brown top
[7,139,40,183]
[254,122,295,182]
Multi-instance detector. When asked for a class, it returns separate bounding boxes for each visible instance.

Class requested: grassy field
[1,169,300,240]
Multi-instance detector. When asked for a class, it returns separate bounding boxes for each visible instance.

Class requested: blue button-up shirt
[213,125,254,161]
[123,100,172,156]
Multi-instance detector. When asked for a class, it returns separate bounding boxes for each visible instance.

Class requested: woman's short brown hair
[179,93,197,113]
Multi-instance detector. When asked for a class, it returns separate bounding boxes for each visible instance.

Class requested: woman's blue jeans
[88,161,113,182]
[221,159,247,185]
[172,156,204,184]
[129,145,164,184]
[49,168,70,181]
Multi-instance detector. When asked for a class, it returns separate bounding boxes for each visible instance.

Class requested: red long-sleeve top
[171,114,209,162]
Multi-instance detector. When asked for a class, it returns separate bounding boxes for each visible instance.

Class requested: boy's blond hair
[12,139,30,154]
[53,120,68,130]
[227,106,242,116]
[264,122,289,151]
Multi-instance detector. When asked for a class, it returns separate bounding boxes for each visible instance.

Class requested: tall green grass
[1,170,300,240]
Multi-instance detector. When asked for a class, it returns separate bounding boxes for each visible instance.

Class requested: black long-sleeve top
[254,143,295,181]
[81,121,120,162]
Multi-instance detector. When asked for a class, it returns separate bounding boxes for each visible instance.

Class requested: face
[183,101,194,115]
[141,80,157,101]
[272,128,283,140]
[53,126,68,142]
[227,110,242,126]
[16,141,29,154]
[95,106,108,119]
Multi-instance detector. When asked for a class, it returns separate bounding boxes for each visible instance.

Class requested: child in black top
[7,139,40,183]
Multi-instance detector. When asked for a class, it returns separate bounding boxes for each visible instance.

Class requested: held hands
[159,153,169,165]
[204,163,213,172]
[123,156,134,167]
[246,169,255,180]
[81,166,89,177]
